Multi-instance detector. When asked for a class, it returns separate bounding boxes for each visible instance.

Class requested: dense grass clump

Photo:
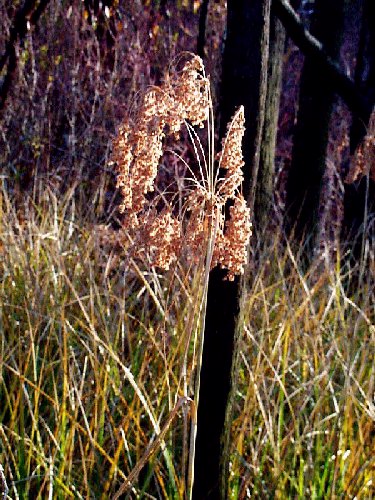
[1,179,374,498]
[229,238,375,499]
[0,182,203,498]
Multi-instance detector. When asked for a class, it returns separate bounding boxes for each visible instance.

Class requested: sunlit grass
[0,181,204,498]
[0,180,374,498]
[229,235,375,499]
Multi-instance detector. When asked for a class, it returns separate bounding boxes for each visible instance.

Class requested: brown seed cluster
[345,109,375,184]
[213,195,252,280]
[113,56,209,218]
[217,106,246,201]
[142,209,181,270]
[111,55,251,277]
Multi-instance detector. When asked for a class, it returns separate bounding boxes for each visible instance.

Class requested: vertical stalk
[187,214,217,499]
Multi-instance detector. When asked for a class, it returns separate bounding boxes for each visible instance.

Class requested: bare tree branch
[273,0,374,122]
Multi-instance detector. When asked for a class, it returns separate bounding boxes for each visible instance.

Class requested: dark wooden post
[342,0,375,249]
[284,0,345,249]
[256,6,286,229]
[192,1,271,497]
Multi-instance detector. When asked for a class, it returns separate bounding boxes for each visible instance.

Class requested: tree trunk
[342,0,375,248]
[256,7,286,229]
[192,1,271,498]
[197,0,209,58]
[349,0,375,153]
[192,269,241,499]
[284,0,346,249]
[218,0,271,209]
[273,0,373,123]
[0,0,50,116]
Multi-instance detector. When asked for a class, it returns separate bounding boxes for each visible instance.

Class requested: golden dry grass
[0,177,374,498]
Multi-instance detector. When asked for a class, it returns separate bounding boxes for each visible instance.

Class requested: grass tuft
[1,178,374,498]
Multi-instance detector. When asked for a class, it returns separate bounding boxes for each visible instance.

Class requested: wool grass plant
[110,54,251,280]
[109,53,252,497]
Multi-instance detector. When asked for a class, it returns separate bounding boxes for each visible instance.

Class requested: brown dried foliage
[110,55,251,278]
[345,109,375,184]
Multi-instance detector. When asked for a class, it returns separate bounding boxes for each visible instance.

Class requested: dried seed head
[213,195,252,280]
[167,56,210,131]
[113,123,133,212]
[143,209,181,270]
[113,55,209,219]
[217,106,245,200]
[346,109,375,184]
[110,55,251,278]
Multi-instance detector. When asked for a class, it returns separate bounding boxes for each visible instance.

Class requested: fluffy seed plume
[345,109,375,184]
[114,89,167,215]
[214,195,252,280]
[217,106,245,200]
[143,209,181,270]
[166,56,210,132]
[111,55,251,279]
